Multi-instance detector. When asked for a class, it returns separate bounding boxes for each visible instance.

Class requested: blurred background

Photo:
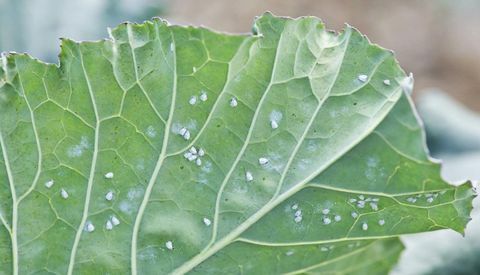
[1,0,479,274]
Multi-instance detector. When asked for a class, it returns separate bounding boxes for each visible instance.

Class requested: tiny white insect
[193,67,197,73]
[294,210,302,217]
[203,217,212,226]
[258,157,269,165]
[294,216,302,223]
[188,154,198,162]
[357,201,365,208]
[323,217,332,225]
[45,180,54,189]
[111,215,120,226]
[105,191,114,201]
[378,219,385,226]
[230,97,238,107]
[406,197,417,203]
[322,208,330,215]
[270,120,279,129]
[358,74,368,82]
[383,79,391,86]
[372,198,380,202]
[349,198,357,203]
[165,241,174,250]
[60,188,69,199]
[426,197,434,203]
[189,96,197,105]
[105,220,113,230]
[183,130,191,140]
[334,215,342,222]
[362,222,368,231]
[285,250,294,256]
[184,152,193,159]
[351,212,358,218]
[320,247,329,252]
[245,171,253,182]
[370,203,378,211]
[179,127,187,136]
[196,158,202,166]
[170,42,174,52]
[86,222,95,232]
[198,148,205,156]
[189,146,198,154]
[200,92,208,102]
[291,203,298,210]
[105,172,114,179]
[358,195,365,200]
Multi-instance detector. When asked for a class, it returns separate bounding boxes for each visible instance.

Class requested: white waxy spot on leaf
[203,217,211,226]
[105,220,113,230]
[60,188,69,199]
[370,203,378,211]
[67,136,89,158]
[400,72,414,94]
[85,222,95,232]
[349,198,357,203]
[111,215,120,226]
[351,212,358,218]
[105,191,114,201]
[362,222,368,231]
[406,197,417,203]
[285,250,294,256]
[170,42,174,52]
[245,171,253,182]
[193,67,197,73]
[379,219,385,226]
[323,217,332,225]
[383,79,391,86]
[230,97,238,107]
[105,172,114,179]
[146,126,157,138]
[166,241,174,250]
[258,157,269,165]
[322,208,330,215]
[189,96,197,105]
[358,74,368,82]
[358,195,365,200]
[198,148,205,156]
[200,91,208,102]
[45,180,54,189]
[334,215,342,222]
[357,201,365,208]
[320,247,329,252]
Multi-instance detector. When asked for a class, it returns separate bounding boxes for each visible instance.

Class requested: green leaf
[0,13,475,274]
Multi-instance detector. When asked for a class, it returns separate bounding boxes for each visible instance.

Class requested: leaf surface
[0,13,475,274]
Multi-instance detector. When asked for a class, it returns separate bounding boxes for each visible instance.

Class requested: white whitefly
[358,195,365,200]
[85,222,95,232]
[189,96,197,105]
[203,217,212,226]
[383,79,391,86]
[179,127,187,136]
[351,212,358,219]
[183,130,191,140]
[400,72,414,94]
[187,154,198,162]
[106,220,113,230]
[362,222,368,231]
[294,216,302,223]
[334,215,342,222]
[323,217,332,225]
[379,219,385,226]
[198,148,205,156]
[193,67,197,73]
[105,191,114,201]
[189,146,197,154]
[291,203,298,210]
[258,157,269,165]
[111,215,120,226]
[170,42,174,52]
[270,120,279,129]
[166,241,174,250]
[427,197,434,203]
[230,97,238,107]
[322,208,330,215]
[320,247,329,252]
[358,74,368,82]
[370,203,378,211]
[45,180,54,189]
[60,188,69,199]
[349,198,357,203]
[200,92,208,102]
[285,250,294,256]
[294,210,302,217]
[245,171,253,182]
[196,158,202,166]
[105,172,114,179]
